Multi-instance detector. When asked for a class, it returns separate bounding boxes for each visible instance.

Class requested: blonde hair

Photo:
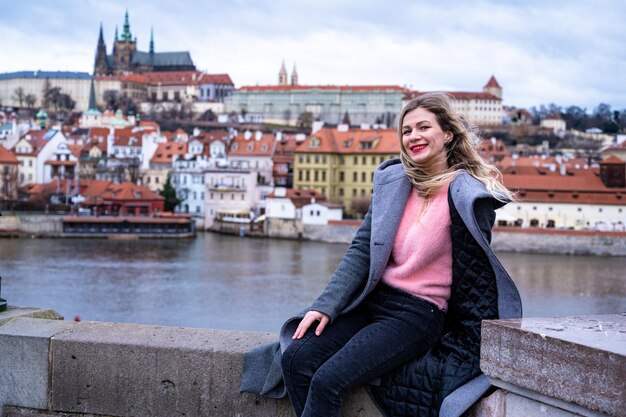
[398,92,513,201]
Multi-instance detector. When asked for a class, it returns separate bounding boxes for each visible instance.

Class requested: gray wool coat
[240,158,522,416]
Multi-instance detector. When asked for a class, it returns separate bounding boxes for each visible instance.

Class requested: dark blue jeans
[281,283,446,417]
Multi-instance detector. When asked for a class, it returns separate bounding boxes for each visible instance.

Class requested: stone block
[0,307,63,327]
[465,389,506,417]
[481,314,625,417]
[0,318,76,416]
[50,322,381,417]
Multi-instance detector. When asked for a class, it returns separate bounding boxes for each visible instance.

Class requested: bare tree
[12,87,25,107]
[24,94,37,108]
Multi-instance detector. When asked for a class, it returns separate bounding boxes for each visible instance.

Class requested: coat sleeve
[309,203,372,321]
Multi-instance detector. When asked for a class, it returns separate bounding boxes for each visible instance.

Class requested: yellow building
[294,127,399,213]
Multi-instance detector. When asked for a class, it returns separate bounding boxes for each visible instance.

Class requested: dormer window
[261,144,268,152]
[247,144,254,151]
[134,191,142,198]
[309,137,320,149]
[231,143,238,151]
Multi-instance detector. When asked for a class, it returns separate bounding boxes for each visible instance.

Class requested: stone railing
[0,307,623,417]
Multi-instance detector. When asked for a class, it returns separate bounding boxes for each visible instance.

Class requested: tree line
[528,102,626,133]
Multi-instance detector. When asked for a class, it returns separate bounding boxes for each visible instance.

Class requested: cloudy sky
[1,0,625,110]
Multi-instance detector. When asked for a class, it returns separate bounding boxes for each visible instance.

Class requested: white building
[13,128,75,185]
[265,187,297,219]
[405,76,504,126]
[0,71,92,111]
[541,116,567,136]
[204,167,257,228]
[171,155,209,216]
[302,201,343,225]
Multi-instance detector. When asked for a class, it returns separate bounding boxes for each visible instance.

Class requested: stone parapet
[0,315,380,417]
[480,314,625,416]
[1,310,622,417]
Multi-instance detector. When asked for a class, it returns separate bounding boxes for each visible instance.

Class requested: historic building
[293,126,399,212]
[496,156,626,230]
[405,76,505,126]
[224,63,404,125]
[94,11,196,76]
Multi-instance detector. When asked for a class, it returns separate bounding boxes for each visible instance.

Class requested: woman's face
[401,107,451,174]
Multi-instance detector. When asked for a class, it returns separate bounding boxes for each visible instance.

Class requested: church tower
[278,61,288,85]
[113,10,137,75]
[290,64,298,86]
[94,23,110,75]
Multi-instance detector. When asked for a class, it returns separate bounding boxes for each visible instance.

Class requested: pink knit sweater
[381,185,452,311]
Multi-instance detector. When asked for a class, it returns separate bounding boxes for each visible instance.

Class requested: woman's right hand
[292,310,330,339]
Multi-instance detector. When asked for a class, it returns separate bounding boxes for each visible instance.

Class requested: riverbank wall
[3,214,626,256]
[0,307,622,417]
[266,218,626,256]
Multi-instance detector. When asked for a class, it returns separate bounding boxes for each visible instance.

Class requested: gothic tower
[278,61,288,85]
[290,64,298,86]
[94,23,110,75]
[113,10,137,75]
[483,75,502,99]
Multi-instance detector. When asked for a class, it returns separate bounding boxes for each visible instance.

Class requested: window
[361,172,366,182]
[298,170,303,181]
[339,188,344,196]
[353,172,358,182]
[156,177,159,184]
[352,189,357,197]
[362,156,366,165]
[322,155,327,164]
[322,171,326,182]
[339,172,344,181]
[306,155,311,163]
[314,155,319,164]
[314,171,319,182]
[354,156,358,165]
[305,171,310,181]
[174,91,181,101]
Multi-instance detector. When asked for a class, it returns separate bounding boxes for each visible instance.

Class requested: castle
[94,11,196,76]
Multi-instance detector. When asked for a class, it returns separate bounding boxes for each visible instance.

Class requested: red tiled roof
[0,144,18,164]
[112,128,142,147]
[238,85,407,93]
[88,127,110,140]
[198,73,234,85]
[100,182,164,201]
[484,75,501,89]
[503,174,625,205]
[121,74,149,84]
[228,133,277,156]
[601,156,625,165]
[267,188,327,208]
[296,128,400,155]
[150,142,188,164]
[405,91,501,101]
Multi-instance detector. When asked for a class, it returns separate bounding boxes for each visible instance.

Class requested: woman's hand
[292,310,330,339]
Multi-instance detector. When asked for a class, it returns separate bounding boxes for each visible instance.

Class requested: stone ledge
[0,306,63,327]
[480,314,625,416]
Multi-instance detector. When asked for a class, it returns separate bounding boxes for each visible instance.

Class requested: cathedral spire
[114,25,118,41]
[121,9,132,41]
[149,27,154,54]
[98,23,104,43]
[88,77,97,111]
[278,61,288,85]
[291,63,298,86]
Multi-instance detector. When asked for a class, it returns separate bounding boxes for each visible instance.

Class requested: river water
[1,233,624,332]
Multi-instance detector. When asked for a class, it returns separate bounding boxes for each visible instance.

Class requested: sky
[1,0,625,110]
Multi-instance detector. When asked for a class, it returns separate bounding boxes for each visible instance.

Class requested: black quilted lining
[369,194,499,417]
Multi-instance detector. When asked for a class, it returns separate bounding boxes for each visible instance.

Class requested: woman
[241,93,522,417]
